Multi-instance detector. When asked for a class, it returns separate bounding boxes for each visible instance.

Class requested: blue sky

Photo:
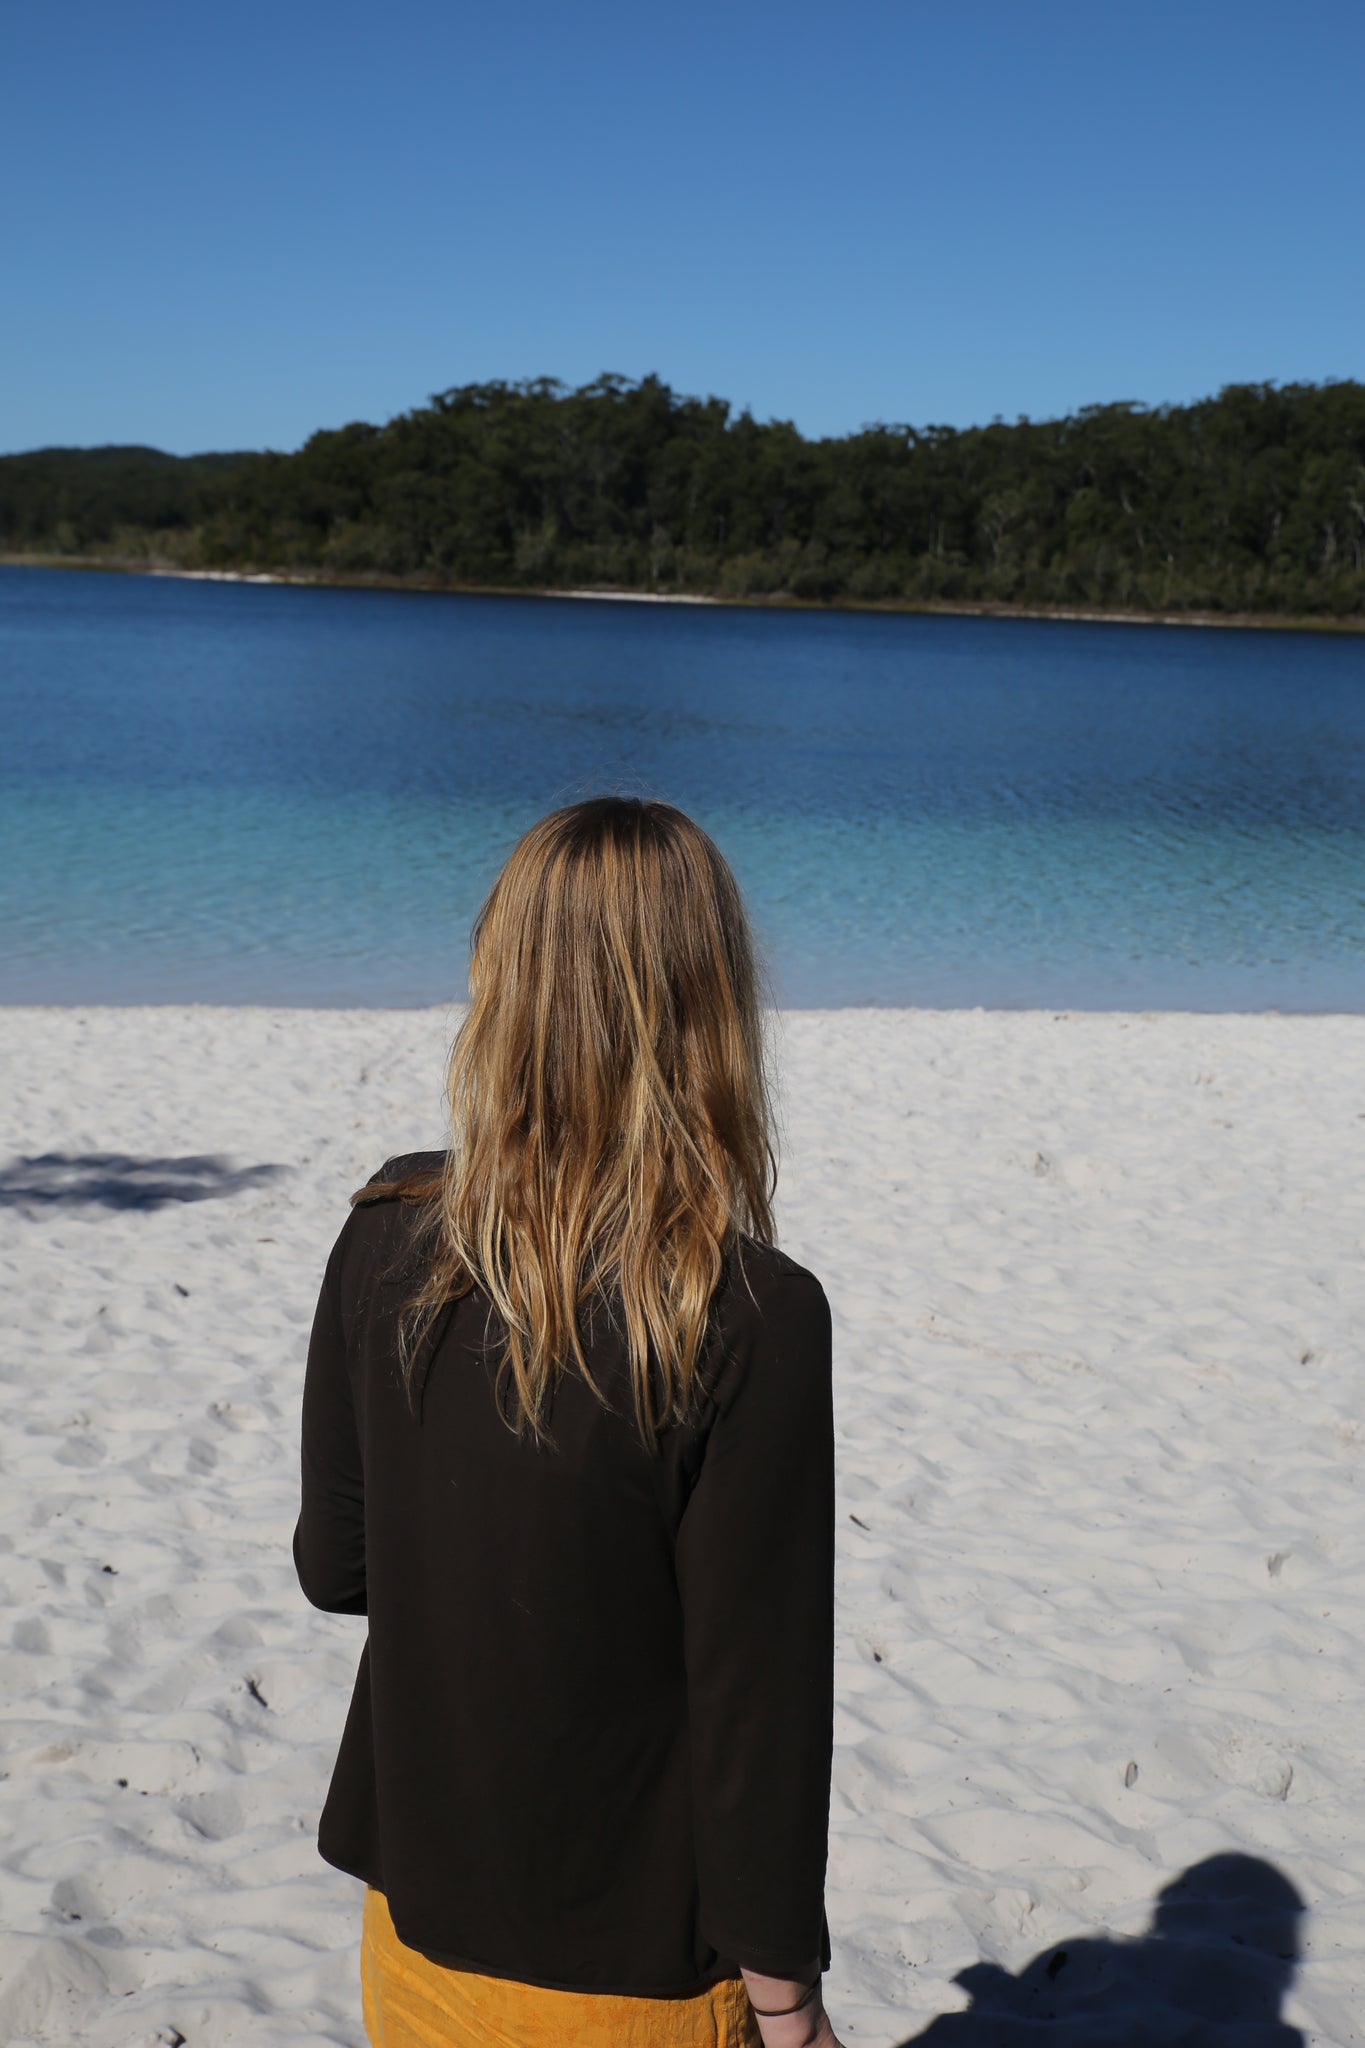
[3,0,1361,454]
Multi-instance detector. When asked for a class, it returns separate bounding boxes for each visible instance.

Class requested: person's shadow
[0,1151,285,1212]
[898,1853,1305,2045]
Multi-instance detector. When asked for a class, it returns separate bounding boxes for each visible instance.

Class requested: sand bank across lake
[0,1005,1360,2044]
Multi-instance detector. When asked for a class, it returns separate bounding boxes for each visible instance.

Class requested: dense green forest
[4,375,1364,618]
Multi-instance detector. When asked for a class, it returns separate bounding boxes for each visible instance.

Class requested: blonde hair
[361,796,776,1445]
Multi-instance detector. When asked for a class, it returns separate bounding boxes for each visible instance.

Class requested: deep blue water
[1,564,1363,1007]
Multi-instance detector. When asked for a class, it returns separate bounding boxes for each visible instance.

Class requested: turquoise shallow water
[1,565,1362,1007]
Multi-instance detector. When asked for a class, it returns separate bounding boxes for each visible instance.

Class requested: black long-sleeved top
[293,1153,835,1997]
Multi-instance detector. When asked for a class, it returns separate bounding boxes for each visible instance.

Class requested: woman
[294,796,843,2048]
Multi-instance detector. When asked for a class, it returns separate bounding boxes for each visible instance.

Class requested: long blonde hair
[361,796,776,1445]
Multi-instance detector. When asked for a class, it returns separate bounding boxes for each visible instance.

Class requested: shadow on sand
[0,1152,286,1212]
[898,1854,1305,2046]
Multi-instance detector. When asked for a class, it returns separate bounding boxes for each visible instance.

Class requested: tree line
[3,374,1364,618]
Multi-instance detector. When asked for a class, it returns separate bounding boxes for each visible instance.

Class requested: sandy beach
[9,555,1364,635]
[1,1003,1361,2046]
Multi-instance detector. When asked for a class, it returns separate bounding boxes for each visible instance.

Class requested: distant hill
[3,377,1363,620]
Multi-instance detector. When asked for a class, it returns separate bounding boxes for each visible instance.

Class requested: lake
[1,565,1362,1008]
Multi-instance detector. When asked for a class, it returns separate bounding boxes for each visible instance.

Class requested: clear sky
[4,0,1361,455]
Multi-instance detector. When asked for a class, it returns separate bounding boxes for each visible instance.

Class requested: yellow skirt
[361,1886,762,2048]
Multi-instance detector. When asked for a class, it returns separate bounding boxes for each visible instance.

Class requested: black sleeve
[674,1264,835,1977]
[293,1223,368,1615]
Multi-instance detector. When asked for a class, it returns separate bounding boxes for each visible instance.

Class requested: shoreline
[3,998,1364,1019]
[4,549,1363,636]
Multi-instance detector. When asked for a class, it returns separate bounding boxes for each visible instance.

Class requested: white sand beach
[0,1004,1361,2047]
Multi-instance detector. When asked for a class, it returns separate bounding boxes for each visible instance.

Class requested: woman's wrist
[753,1995,834,2048]
[740,1966,832,2048]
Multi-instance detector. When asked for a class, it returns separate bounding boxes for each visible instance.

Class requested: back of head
[394,796,776,1443]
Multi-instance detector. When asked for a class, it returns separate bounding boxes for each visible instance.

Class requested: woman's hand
[740,1967,846,2048]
